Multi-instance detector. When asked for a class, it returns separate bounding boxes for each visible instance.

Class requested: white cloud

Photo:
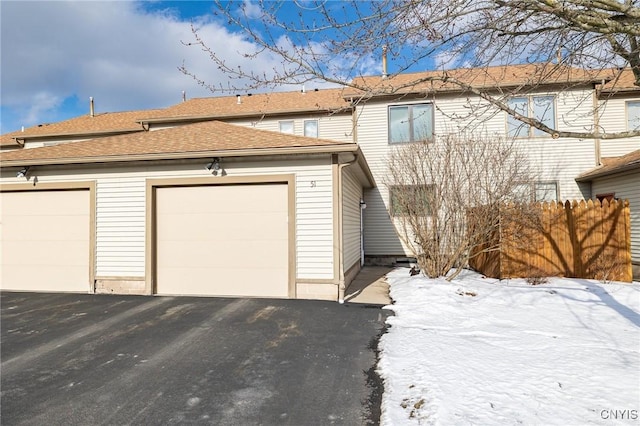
[0,1,295,131]
[240,0,263,19]
[23,92,63,127]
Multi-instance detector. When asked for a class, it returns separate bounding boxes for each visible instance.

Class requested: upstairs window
[507,95,556,138]
[304,120,318,138]
[389,104,434,144]
[627,101,640,131]
[279,121,294,134]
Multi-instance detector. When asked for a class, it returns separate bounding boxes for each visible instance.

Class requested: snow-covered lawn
[379,269,640,425]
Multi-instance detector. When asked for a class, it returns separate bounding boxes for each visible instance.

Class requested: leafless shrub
[384,133,536,280]
[525,275,549,286]
[585,250,627,284]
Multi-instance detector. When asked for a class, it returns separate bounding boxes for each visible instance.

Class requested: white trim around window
[506,95,557,138]
[279,120,294,134]
[388,103,434,144]
[304,120,318,138]
[626,100,640,131]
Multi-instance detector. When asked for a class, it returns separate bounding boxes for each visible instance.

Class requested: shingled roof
[599,68,640,94]
[139,88,350,123]
[0,109,165,147]
[0,120,357,167]
[344,63,603,98]
[576,149,640,181]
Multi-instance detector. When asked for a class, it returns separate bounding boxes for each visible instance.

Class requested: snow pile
[379,269,640,425]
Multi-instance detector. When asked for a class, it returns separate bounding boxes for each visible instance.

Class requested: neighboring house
[577,149,640,279]
[0,121,374,301]
[1,64,638,299]
[1,107,166,149]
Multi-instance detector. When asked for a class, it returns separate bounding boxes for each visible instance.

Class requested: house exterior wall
[590,170,640,276]
[148,113,354,143]
[355,88,602,257]
[226,113,353,142]
[342,166,363,280]
[22,135,126,149]
[0,156,339,288]
[598,95,640,158]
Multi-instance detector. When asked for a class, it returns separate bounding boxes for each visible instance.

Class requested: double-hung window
[512,181,558,202]
[627,101,640,131]
[507,95,556,138]
[389,103,434,143]
[304,120,318,138]
[279,121,294,134]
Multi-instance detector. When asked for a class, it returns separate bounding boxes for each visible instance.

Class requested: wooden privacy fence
[469,199,632,282]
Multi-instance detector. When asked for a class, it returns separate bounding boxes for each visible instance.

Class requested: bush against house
[385,133,536,280]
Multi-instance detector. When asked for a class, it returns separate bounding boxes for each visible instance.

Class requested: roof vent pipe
[301,84,306,94]
[236,94,241,105]
[382,45,388,79]
[182,91,186,102]
[89,97,95,117]
[21,126,24,132]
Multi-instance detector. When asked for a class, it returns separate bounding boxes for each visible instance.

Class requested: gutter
[341,79,604,101]
[0,144,362,168]
[576,161,640,182]
[137,108,352,126]
[12,129,144,144]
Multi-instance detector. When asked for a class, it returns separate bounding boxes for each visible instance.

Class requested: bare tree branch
[180,0,640,139]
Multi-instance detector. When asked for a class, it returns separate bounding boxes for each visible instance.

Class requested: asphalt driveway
[1,292,389,425]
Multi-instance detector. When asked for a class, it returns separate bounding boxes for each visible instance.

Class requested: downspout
[337,153,359,304]
[593,81,603,166]
[360,199,366,266]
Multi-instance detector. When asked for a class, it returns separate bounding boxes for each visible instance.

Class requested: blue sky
[0,1,421,134]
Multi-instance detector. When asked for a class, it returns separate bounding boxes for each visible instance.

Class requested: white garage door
[0,190,91,292]
[155,183,289,297]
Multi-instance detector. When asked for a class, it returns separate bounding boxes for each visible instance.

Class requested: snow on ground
[379,269,640,425]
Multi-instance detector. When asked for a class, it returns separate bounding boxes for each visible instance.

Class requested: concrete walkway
[344,266,393,305]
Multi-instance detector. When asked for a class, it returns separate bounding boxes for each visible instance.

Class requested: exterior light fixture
[16,167,29,178]
[360,199,367,209]
[205,158,222,176]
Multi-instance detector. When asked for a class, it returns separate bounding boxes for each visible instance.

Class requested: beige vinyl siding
[598,97,640,158]
[342,167,363,271]
[96,179,146,277]
[591,170,640,265]
[0,157,335,281]
[522,138,595,200]
[23,136,111,149]
[356,88,599,256]
[355,100,406,255]
[228,113,353,142]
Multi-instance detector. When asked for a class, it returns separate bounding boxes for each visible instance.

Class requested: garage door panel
[156,185,286,214]
[2,216,89,241]
[158,267,288,297]
[155,183,289,297]
[3,241,88,266]
[158,239,288,268]
[1,190,90,292]
[158,213,287,241]
[1,191,90,215]
[2,266,89,293]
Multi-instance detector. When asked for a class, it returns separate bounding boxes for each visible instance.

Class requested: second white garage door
[155,183,290,297]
